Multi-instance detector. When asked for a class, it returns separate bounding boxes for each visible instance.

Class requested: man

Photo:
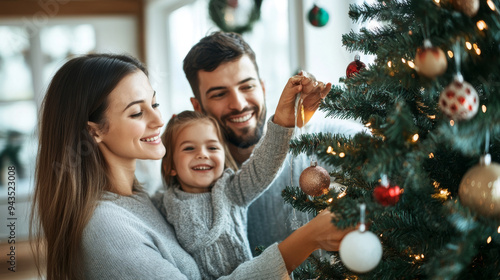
[183,31,364,252]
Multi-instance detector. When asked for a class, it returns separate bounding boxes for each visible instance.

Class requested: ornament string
[485,129,490,154]
[453,39,464,82]
[421,18,431,43]
[359,203,367,233]
[289,88,306,231]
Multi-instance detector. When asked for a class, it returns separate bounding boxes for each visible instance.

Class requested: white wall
[302,0,357,85]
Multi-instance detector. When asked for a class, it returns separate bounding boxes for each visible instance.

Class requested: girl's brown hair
[31,53,146,279]
[161,110,237,186]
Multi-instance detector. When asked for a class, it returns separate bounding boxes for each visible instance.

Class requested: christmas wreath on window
[208,0,263,34]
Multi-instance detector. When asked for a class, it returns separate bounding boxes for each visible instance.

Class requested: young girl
[159,75,331,279]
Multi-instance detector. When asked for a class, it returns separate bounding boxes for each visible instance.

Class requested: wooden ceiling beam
[0,0,142,17]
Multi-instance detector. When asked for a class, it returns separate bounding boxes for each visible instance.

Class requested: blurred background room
[0,0,371,278]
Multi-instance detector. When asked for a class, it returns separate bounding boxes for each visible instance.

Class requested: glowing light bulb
[487,0,496,11]
[482,105,487,113]
[401,58,406,63]
[477,20,488,30]
[429,153,434,158]
[387,61,392,67]
[447,50,454,58]
[339,152,346,158]
[465,42,472,50]
[327,146,333,153]
[487,236,492,243]
[473,44,481,55]
[450,120,455,126]
[412,134,419,142]
[408,61,415,68]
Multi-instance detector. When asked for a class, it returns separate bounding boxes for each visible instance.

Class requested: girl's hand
[273,71,332,128]
[273,75,304,127]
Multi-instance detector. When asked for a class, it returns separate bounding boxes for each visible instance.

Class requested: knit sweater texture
[161,119,293,279]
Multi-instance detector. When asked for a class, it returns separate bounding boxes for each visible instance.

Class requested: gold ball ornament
[414,40,448,79]
[299,161,330,196]
[453,0,480,17]
[459,154,500,218]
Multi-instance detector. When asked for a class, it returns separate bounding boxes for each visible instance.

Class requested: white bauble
[339,230,383,273]
[438,79,479,121]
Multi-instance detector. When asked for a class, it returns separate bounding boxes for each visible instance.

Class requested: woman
[32,53,352,280]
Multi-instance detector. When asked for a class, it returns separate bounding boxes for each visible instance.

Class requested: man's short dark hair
[183,31,260,101]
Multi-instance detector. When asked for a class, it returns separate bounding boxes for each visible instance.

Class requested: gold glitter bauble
[414,40,448,79]
[453,0,480,17]
[458,154,500,218]
[299,163,330,196]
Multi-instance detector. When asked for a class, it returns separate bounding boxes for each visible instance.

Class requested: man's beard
[221,105,267,149]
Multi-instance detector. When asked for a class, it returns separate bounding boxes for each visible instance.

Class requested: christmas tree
[282,0,500,279]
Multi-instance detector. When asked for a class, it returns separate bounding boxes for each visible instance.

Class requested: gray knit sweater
[161,119,293,279]
[81,190,289,279]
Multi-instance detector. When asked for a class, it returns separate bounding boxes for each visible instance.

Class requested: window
[0,15,139,240]
[147,0,291,118]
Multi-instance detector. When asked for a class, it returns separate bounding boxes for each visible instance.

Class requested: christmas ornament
[208,0,262,34]
[414,39,448,79]
[308,4,329,27]
[438,76,479,121]
[295,71,318,128]
[227,0,238,9]
[373,175,401,206]
[346,54,366,78]
[453,0,480,17]
[299,161,330,196]
[340,204,383,273]
[459,154,500,218]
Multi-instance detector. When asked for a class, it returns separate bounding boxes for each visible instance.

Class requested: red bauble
[299,162,330,196]
[346,55,366,78]
[374,184,401,206]
[227,0,238,9]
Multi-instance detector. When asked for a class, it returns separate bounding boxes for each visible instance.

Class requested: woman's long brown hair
[31,53,146,279]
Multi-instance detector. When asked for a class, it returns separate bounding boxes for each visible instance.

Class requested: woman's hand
[302,210,354,251]
[277,210,355,274]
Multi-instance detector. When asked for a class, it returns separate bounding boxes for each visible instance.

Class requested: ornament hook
[359,203,366,232]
